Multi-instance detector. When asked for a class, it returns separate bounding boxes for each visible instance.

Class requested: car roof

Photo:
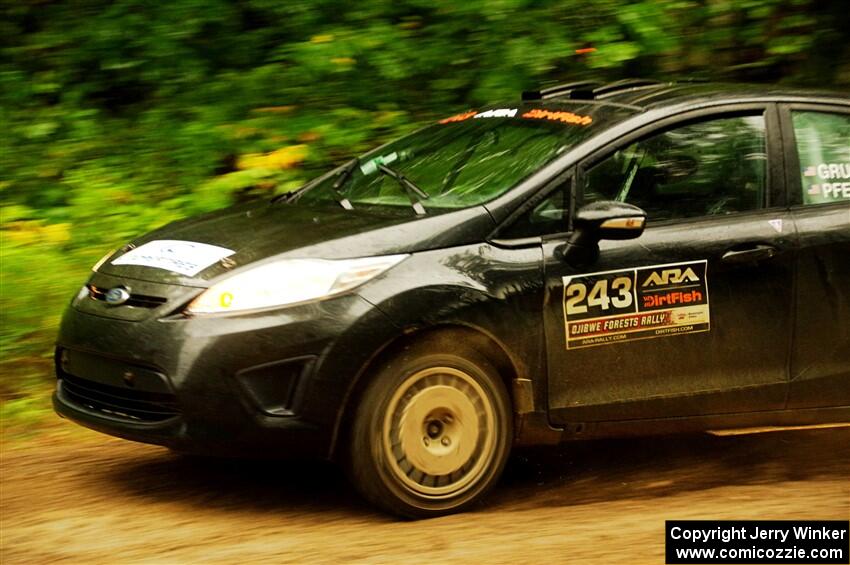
[532,80,849,113]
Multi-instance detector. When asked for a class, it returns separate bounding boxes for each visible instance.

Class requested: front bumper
[53,384,323,456]
[54,272,399,458]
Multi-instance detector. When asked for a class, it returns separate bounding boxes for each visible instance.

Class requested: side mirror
[562,201,647,265]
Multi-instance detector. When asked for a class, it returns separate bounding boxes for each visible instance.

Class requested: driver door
[544,107,796,424]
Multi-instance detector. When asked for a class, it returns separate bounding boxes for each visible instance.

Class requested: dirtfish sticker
[521,108,593,126]
[802,163,850,200]
[562,260,710,349]
[111,240,235,277]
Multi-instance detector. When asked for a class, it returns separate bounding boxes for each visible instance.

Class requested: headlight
[186,254,408,314]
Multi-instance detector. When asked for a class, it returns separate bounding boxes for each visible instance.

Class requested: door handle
[721,244,777,264]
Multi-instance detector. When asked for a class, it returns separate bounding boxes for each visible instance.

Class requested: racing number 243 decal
[562,260,710,350]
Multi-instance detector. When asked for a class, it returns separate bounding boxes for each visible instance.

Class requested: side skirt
[516,406,850,445]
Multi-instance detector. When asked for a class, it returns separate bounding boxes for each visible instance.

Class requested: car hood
[98,200,494,287]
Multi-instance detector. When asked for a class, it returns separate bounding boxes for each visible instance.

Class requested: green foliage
[1,0,848,398]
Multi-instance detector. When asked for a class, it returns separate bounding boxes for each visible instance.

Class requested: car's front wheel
[347,336,512,518]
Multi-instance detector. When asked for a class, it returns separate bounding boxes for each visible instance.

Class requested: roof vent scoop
[591,78,663,96]
[522,78,670,101]
[522,80,602,101]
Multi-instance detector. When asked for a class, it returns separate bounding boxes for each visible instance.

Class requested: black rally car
[54,79,850,517]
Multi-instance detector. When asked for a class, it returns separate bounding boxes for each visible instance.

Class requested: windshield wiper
[376,163,429,215]
[325,162,356,210]
[272,159,356,209]
[331,159,358,203]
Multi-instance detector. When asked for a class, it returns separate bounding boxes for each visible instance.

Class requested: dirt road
[2,424,848,564]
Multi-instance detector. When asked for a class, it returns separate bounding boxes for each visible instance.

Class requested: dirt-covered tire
[347,335,512,518]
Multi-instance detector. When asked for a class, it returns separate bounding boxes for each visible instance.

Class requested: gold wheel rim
[382,366,497,499]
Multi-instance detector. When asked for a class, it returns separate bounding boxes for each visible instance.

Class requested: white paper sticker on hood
[111,240,235,277]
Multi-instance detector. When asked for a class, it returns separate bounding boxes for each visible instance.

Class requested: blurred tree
[0,0,848,392]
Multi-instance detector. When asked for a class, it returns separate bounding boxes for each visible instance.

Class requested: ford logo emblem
[104,287,131,305]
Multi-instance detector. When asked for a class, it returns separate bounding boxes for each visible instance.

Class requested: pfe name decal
[562,260,710,350]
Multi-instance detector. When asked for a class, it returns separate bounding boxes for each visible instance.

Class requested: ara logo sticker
[473,108,518,119]
[768,219,783,233]
[562,260,710,350]
[642,267,700,287]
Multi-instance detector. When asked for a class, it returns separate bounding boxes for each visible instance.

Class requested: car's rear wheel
[347,337,512,518]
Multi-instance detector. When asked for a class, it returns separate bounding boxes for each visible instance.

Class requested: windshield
[296,105,608,211]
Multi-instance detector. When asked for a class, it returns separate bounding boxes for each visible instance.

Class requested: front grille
[88,285,167,308]
[60,373,179,423]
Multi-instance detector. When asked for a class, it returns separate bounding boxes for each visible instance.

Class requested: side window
[583,115,767,222]
[500,181,569,238]
[792,111,850,205]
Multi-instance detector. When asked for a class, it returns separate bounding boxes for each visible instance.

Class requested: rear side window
[583,116,767,221]
[793,111,850,205]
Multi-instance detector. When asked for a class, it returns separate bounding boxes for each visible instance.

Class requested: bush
[1,0,848,398]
